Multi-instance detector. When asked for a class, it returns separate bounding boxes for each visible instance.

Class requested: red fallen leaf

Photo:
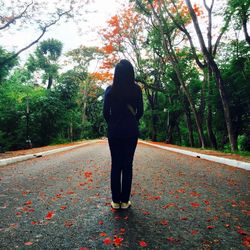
[143,211,150,215]
[190,191,201,197]
[203,200,210,205]
[56,194,62,198]
[80,248,87,250]
[60,205,67,210]
[31,221,38,225]
[160,219,169,226]
[113,236,123,246]
[120,228,126,234]
[139,240,148,247]
[64,220,74,227]
[163,203,176,209]
[25,200,32,206]
[167,237,176,242]
[24,242,33,246]
[66,191,75,195]
[181,217,188,220]
[238,230,247,235]
[16,212,22,216]
[147,195,161,200]
[207,225,215,229]
[191,230,199,235]
[242,236,250,247]
[45,211,55,220]
[224,224,230,228]
[98,220,104,225]
[240,201,248,207]
[99,232,107,237]
[177,188,185,193]
[84,171,92,178]
[103,237,112,245]
[241,210,250,216]
[190,202,200,208]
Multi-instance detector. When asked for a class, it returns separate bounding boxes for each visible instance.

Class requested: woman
[103,59,143,209]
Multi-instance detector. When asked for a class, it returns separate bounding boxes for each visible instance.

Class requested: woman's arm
[103,86,111,123]
[136,87,144,121]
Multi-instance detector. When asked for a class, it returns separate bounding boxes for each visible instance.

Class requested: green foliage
[0,47,18,82]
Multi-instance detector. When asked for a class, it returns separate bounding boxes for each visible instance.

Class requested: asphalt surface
[0,141,249,249]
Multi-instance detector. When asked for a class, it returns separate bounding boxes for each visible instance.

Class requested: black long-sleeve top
[103,84,143,138]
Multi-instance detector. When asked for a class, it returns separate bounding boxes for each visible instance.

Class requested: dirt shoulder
[0,141,89,160]
[140,141,250,163]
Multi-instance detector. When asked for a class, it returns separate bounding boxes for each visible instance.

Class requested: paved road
[0,141,249,249]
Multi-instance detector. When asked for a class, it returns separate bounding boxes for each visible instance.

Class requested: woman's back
[103,84,143,138]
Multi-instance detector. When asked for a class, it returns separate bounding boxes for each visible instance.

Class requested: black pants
[108,137,138,203]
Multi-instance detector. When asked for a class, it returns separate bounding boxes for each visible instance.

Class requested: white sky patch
[1,0,127,63]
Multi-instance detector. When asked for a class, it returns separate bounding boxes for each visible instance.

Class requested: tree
[225,0,250,45]
[27,38,63,89]
[65,46,103,137]
[184,0,237,150]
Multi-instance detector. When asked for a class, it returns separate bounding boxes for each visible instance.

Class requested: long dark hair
[110,59,138,102]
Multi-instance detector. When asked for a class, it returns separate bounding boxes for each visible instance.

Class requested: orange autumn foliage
[90,71,113,82]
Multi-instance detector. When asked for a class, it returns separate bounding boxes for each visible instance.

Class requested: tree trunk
[185,0,237,151]
[183,97,194,147]
[242,15,250,45]
[145,88,158,142]
[47,75,53,89]
[165,112,178,144]
[206,68,217,149]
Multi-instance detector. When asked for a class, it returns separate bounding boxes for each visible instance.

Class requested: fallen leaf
[80,248,87,250]
[207,225,215,229]
[25,200,32,206]
[203,200,210,205]
[139,240,148,247]
[60,205,67,210]
[163,203,176,209]
[64,220,74,227]
[238,230,247,235]
[190,202,200,208]
[45,211,55,220]
[99,232,107,237]
[103,237,112,245]
[167,237,176,242]
[113,236,123,246]
[24,242,33,246]
[98,220,104,225]
[191,230,199,235]
[242,236,250,247]
[190,191,201,197]
[147,195,161,200]
[160,219,169,226]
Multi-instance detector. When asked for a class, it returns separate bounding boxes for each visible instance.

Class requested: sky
[1,0,126,65]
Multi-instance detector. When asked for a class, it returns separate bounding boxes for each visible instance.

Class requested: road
[0,141,249,249]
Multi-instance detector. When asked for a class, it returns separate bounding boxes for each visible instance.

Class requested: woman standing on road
[103,59,144,209]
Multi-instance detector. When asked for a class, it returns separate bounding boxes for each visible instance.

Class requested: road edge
[0,140,103,167]
[139,141,250,171]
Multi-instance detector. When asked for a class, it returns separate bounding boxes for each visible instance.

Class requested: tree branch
[0,1,33,31]
[165,0,205,69]
[0,8,72,67]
